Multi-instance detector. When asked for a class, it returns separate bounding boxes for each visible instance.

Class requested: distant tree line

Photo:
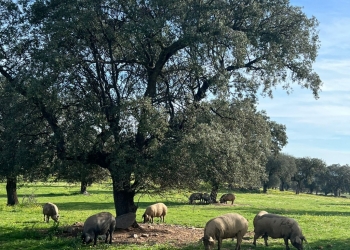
[263,153,350,197]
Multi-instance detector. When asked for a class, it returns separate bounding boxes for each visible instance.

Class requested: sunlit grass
[0,182,349,249]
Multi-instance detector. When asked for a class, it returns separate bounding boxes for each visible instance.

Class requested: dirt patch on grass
[61,222,254,248]
[114,224,204,247]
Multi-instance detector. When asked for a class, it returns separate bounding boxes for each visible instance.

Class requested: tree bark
[111,174,138,217]
[334,189,341,197]
[263,184,268,193]
[210,184,219,203]
[295,181,301,194]
[279,182,285,191]
[80,180,88,194]
[291,176,301,194]
[6,176,19,206]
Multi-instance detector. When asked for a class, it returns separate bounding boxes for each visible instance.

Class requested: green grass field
[0,182,348,250]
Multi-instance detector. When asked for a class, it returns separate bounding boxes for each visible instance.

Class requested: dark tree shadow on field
[137,201,185,208]
[1,224,350,250]
[318,203,350,206]
[29,189,112,196]
[307,238,350,250]
[55,202,115,211]
[236,206,350,217]
[0,190,113,199]
[23,193,75,198]
[250,238,350,250]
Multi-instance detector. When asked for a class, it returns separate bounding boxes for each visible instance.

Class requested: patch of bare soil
[62,222,254,248]
[114,224,204,247]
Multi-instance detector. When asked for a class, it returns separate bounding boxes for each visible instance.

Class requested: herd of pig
[42,195,306,250]
[189,192,236,204]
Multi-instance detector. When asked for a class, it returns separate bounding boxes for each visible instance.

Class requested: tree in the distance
[277,154,297,191]
[292,157,327,194]
[0,77,54,205]
[262,153,296,193]
[174,98,287,201]
[319,164,350,196]
[54,162,110,194]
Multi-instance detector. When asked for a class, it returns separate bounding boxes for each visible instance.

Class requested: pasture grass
[0,182,349,249]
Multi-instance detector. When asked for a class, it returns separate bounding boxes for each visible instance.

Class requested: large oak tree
[0,0,321,216]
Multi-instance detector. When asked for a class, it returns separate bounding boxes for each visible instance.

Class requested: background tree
[0,0,321,216]
[158,98,287,202]
[292,157,327,194]
[339,165,350,195]
[277,154,297,191]
[263,153,297,193]
[303,164,326,194]
[317,166,333,196]
[0,77,54,205]
[0,1,32,205]
[319,164,350,196]
[54,162,110,194]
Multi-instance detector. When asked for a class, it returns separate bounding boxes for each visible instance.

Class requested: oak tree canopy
[0,0,320,214]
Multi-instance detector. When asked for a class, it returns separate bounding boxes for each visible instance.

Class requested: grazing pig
[202,213,248,250]
[219,193,235,204]
[202,193,212,204]
[43,202,59,223]
[142,203,167,223]
[82,212,116,246]
[253,211,307,250]
[189,192,203,204]
[253,210,269,243]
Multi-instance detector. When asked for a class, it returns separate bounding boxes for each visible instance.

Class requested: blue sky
[257,0,350,166]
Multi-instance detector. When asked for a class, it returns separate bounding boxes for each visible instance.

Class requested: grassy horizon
[0,182,349,249]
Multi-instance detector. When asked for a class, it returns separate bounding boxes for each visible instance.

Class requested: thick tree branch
[145,39,189,98]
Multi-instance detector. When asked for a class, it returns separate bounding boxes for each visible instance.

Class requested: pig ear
[208,237,214,243]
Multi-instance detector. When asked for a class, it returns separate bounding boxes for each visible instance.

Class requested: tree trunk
[111,175,138,217]
[80,180,88,194]
[6,176,19,206]
[210,184,219,203]
[279,182,285,191]
[333,189,341,197]
[263,184,268,193]
[295,181,301,194]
